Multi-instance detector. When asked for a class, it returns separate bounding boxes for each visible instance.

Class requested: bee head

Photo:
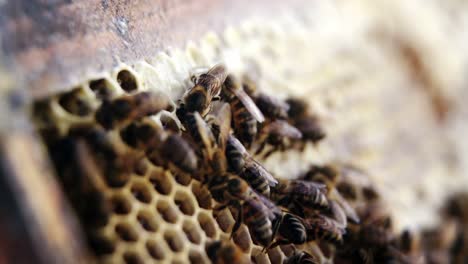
[185,88,207,113]
[286,98,308,119]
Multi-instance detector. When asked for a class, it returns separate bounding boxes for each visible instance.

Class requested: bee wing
[330,189,360,224]
[267,120,302,139]
[227,134,248,156]
[247,158,278,186]
[207,63,228,80]
[328,200,347,228]
[256,194,281,219]
[212,102,232,148]
[194,112,216,159]
[257,93,290,111]
[205,64,228,98]
[290,180,328,194]
[230,86,265,123]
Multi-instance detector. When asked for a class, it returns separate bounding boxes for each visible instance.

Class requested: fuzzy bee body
[224,177,280,247]
[286,97,326,149]
[206,240,249,264]
[256,119,303,157]
[222,75,264,148]
[120,119,198,173]
[271,179,329,213]
[177,104,216,162]
[226,135,277,195]
[95,92,171,129]
[303,164,360,224]
[184,64,228,115]
[293,117,326,144]
[160,134,198,173]
[242,198,276,246]
[232,98,258,148]
[240,162,272,197]
[278,213,308,245]
[226,135,246,173]
[304,214,345,244]
[254,93,289,120]
[204,102,232,175]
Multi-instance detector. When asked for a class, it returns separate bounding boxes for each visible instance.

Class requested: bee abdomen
[301,191,329,209]
[184,87,208,113]
[255,95,288,119]
[308,216,344,244]
[232,100,257,147]
[96,92,170,129]
[237,116,257,146]
[226,143,244,173]
[241,166,270,196]
[248,215,273,246]
[161,134,198,173]
[280,214,307,244]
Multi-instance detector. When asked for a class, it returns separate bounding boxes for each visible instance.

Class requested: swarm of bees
[36,63,468,263]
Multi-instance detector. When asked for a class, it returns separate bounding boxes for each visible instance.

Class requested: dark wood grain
[0,0,307,99]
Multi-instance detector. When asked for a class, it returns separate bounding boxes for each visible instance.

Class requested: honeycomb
[30,2,468,263]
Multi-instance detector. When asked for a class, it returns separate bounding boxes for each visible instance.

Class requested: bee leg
[262,147,277,159]
[230,202,243,239]
[212,96,221,101]
[213,203,228,211]
[255,141,267,155]
[266,239,289,251]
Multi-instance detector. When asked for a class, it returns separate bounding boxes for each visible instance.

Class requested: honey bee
[285,251,319,264]
[286,98,325,150]
[303,214,346,244]
[226,135,278,196]
[337,181,359,201]
[362,186,380,202]
[177,104,216,163]
[120,119,198,173]
[69,125,141,187]
[205,102,232,175]
[255,119,303,158]
[205,240,249,264]
[159,134,199,174]
[286,97,309,120]
[254,93,290,120]
[303,164,360,224]
[206,102,232,149]
[215,177,281,247]
[270,212,345,249]
[270,179,329,214]
[183,63,228,115]
[302,164,339,189]
[274,213,308,247]
[159,113,181,133]
[222,74,265,148]
[95,91,171,129]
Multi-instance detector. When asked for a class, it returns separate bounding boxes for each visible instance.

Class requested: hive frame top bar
[0,0,309,100]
